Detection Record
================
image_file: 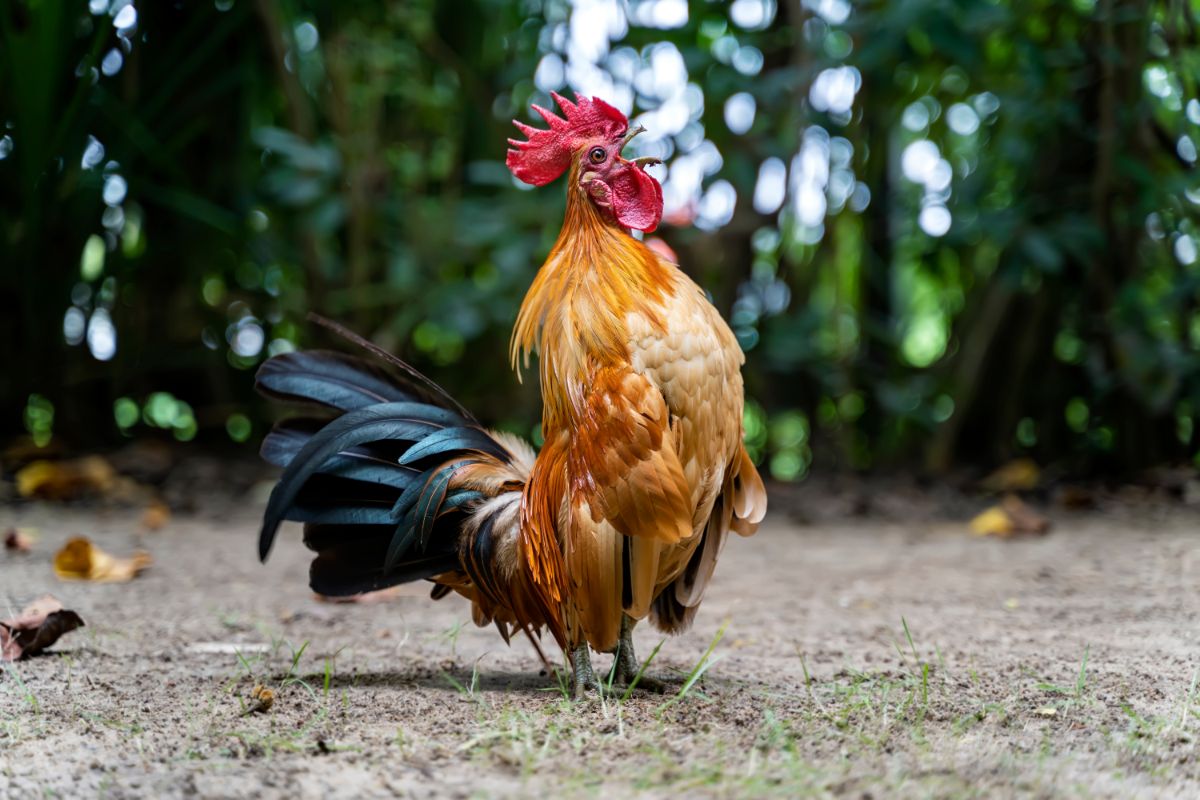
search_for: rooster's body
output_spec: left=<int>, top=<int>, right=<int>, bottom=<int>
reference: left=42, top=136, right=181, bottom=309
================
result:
left=257, top=93, right=765, bottom=695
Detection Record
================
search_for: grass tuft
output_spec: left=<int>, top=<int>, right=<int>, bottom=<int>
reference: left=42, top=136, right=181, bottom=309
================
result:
left=659, top=619, right=729, bottom=713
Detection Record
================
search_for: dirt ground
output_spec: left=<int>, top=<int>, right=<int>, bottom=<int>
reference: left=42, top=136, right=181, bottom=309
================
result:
left=3, top=497, right=1200, bottom=799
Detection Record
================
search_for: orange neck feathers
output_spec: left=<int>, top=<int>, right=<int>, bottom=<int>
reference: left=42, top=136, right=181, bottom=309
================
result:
left=510, top=161, right=675, bottom=423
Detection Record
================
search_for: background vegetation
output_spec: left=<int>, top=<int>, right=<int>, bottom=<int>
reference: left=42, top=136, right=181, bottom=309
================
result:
left=3, top=0, right=1199, bottom=481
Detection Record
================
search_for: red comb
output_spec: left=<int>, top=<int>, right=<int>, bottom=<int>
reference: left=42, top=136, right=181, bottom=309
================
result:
left=506, top=92, right=628, bottom=186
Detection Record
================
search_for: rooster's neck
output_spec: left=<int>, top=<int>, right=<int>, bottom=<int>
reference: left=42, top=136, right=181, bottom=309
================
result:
left=509, top=162, right=675, bottom=422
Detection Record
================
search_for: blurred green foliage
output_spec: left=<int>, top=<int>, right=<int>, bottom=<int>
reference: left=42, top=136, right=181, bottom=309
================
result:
left=2, top=0, right=1198, bottom=479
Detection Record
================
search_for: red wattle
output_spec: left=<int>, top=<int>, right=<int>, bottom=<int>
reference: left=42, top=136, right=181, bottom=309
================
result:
left=608, top=165, right=663, bottom=233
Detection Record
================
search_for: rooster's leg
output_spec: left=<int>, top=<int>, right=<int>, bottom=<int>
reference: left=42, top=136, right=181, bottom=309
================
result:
left=611, top=615, right=667, bottom=693
left=571, top=643, right=600, bottom=699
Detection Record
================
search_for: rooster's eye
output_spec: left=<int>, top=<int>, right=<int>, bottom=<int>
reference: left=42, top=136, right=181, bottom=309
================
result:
left=588, top=147, right=607, bottom=165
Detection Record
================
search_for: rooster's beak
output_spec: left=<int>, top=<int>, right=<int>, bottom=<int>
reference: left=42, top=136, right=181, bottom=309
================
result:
left=621, top=125, right=647, bottom=149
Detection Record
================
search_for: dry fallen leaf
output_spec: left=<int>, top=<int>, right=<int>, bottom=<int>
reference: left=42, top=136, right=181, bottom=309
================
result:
left=969, top=494, right=1051, bottom=538
left=969, top=506, right=1014, bottom=537
left=0, top=596, right=85, bottom=661
left=140, top=500, right=171, bottom=531
left=980, top=458, right=1041, bottom=493
left=15, top=456, right=117, bottom=500
left=246, top=684, right=275, bottom=714
left=4, top=528, right=34, bottom=553
left=1055, top=485, right=1096, bottom=510
left=1002, top=494, right=1051, bottom=533
left=54, top=536, right=152, bottom=582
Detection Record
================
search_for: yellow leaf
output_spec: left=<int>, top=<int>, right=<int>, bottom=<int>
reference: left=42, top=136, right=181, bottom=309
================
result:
left=15, top=461, right=59, bottom=498
left=141, top=501, right=171, bottom=531
left=53, top=537, right=151, bottom=583
left=16, top=457, right=116, bottom=500
left=969, top=495, right=1051, bottom=538
left=980, top=458, right=1041, bottom=492
left=969, top=506, right=1015, bottom=537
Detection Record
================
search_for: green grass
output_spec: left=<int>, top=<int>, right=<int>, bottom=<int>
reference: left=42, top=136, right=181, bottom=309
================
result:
left=621, top=637, right=665, bottom=703
left=210, top=637, right=367, bottom=759
left=1181, top=668, right=1199, bottom=731
left=438, top=619, right=469, bottom=658
left=658, top=619, right=729, bottom=713
left=441, top=655, right=488, bottom=707
left=2, top=661, right=41, bottom=714
left=796, top=647, right=814, bottom=696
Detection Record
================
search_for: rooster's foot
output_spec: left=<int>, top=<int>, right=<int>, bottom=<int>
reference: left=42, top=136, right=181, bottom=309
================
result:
left=571, top=644, right=601, bottom=699
left=609, top=615, right=668, bottom=694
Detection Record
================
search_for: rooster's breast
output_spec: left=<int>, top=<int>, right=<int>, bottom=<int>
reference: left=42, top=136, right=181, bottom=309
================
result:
left=625, top=275, right=745, bottom=523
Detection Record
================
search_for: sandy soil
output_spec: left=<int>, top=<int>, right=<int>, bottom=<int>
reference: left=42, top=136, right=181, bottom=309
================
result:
left=2, top=498, right=1200, bottom=799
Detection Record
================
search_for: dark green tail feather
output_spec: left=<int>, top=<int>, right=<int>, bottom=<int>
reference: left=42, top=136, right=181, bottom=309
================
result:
left=255, top=347, right=523, bottom=598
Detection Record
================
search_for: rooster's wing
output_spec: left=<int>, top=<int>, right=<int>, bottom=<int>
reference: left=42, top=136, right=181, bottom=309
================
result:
left=562, top=365, right=694, bottom=649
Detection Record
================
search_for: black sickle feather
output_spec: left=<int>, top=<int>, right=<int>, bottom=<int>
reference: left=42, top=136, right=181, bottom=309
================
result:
left=259, top=403, right=463, bottom=561
left=256, top=350, right=416, bottom=411
left=385, top=459, right=469, bottom=570
left=441, top=490, right=484, bottom=514
left=398, top=426, right=513, bottom=466
left=412, top=464, right=459, bottom=552
left=384, top=524, right=420, bottom=572
left=307, top=313, right=478, bottom=423
left=467, top=511, right=504, bottom=606
left=263, top=422, right=421, bottom=487
left=260, top=419, right=324, bottom=467
left=304, top=450, right=420, bottom=488
left=310, top=547, right=458, bottom=597
left=256, top=330, right=532, bottom=610
left=288, top=504, right=396, bottom=526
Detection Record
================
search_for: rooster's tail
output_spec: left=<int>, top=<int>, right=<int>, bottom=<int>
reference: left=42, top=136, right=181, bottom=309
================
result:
left=255, top=342, right=534, bottom=615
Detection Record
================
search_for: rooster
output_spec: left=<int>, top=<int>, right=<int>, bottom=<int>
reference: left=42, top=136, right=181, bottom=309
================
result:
left=256, top=93, right=766, bottom=696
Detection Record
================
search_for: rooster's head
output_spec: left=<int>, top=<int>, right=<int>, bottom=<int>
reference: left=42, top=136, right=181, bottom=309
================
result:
left=506, top=92, right=663, bottom=233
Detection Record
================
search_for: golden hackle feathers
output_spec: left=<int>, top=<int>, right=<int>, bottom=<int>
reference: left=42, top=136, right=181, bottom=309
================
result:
left=509, top=162, right=673, bottom=400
